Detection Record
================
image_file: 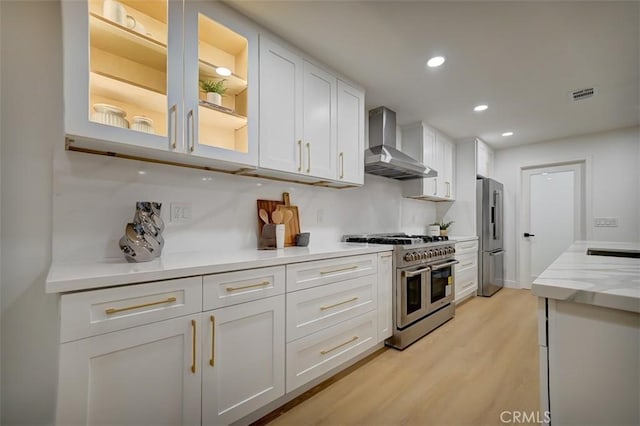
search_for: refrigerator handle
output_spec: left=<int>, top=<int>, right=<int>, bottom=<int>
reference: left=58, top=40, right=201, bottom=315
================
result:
left=493, top=190, right=502, bottom=241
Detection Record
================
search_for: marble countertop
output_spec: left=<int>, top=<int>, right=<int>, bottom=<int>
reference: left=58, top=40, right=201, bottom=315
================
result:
left=532, top=241, right=640, bottom=313
left=46, top=243, right=393, bottom=294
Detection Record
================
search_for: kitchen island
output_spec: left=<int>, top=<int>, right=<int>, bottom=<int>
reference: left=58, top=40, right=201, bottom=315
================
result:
left=532, top=241, right=640, bottom=426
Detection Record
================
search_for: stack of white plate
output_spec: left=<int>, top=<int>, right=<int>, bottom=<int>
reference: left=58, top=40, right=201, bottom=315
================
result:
left=91, top=103, right=129, bottom=128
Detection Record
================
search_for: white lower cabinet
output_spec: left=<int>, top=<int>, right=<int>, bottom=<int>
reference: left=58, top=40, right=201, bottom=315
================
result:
left=202, top=295, right=285, bottom=425
left=454, top=240, right=478, bottom=303
left=377, top=252, right=393, bottom=341
left=55, top=252, right=391, bottom=425
left=56, top=314, right=202, bottom=426
left=286, top=310, right=377, bottom=392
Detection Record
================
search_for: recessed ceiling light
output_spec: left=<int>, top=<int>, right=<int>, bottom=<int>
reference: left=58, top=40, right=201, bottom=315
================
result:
left=473, top=104, right=488, bottom=112
left=216, top=67, right=232, bottom=77
left=502, top=132, right=514, bottom=137
left=138, top=170, right=146, bottom=175
left=427, top=56, right=445, bottom=68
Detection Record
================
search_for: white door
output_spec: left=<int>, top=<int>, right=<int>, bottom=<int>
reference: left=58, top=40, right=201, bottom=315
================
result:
left=258, top=37, right=302, bottom=173
left=336, top=80, right=364, bottom=185
left=302, top=60, right=337, bottom=180
left=201, top=295, right=285, bottom=426
left=56, top=315, right=201, bottom=426
left=520, top=163, right=585, bottom=288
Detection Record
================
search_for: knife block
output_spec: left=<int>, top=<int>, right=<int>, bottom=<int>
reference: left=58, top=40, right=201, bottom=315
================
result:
left=258, top=224, right=277, bottom=250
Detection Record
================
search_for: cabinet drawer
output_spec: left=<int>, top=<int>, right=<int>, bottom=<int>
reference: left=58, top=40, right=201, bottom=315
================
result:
left=456, top=266, right=478, bottom=294
left=203, top=266, right=285, bottom=310
left=455, top=252, right=477, bottom=273
left=286, top=310, right=377, bottom=392
left=287, top=275, right=377, bottom=342
left=60, top=277, right=202, bottom=343
left=455, top=240, right=478, bottom=256
left=286, top=254, right=377, bottom=292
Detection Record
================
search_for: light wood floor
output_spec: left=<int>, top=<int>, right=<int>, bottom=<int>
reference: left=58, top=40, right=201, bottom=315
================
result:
left=266, top=288, right=539, bottom=426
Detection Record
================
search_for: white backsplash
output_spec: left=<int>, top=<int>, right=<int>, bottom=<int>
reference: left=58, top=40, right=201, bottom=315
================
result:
left=52, top=150, right=437, bottom=262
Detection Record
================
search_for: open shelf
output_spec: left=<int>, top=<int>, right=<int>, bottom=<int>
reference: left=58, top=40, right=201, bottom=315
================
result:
left=90, top=13, right=167, bottom=71
left=198, top=59, right=247, bottom=96
left=198, top=101, right=247, bottom=130
left=90, top=72, right=168, bottom=136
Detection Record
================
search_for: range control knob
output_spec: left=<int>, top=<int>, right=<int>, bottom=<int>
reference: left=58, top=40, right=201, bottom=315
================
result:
left=404, top=253, right=413, bottom=262
left=428, top=250, right=434, bottom=258
left=421, top=252, right=428, bottom=260
left=412, top=252, right=419, bottom=261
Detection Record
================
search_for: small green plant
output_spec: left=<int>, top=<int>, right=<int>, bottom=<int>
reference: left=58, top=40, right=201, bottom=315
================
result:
left=431, top=220, right=454, bottom=230
left=199, top=79, right=227, bottom=95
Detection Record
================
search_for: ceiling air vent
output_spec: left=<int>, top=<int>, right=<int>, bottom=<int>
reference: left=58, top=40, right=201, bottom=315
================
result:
left=570, top=87, right=596, bottom=102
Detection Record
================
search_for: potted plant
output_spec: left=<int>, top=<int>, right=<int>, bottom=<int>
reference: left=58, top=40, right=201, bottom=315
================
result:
left=199, top=79, right=226, bottom=106
left=430, top=220, right=454, bottom=237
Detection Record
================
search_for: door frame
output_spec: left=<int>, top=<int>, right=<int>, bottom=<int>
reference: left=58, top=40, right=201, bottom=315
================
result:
left=517, top=160, right=588, bottom=288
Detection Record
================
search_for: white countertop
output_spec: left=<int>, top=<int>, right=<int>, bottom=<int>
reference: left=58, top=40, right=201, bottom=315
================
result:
left=532, top=241, right=640, bottom=313
left=46, top=243, right=393, bottom=294
left=448, top=235, right=478, bottom=243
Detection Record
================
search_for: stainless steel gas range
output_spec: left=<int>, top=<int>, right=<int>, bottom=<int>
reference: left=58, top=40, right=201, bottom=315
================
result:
left=343, top=233, right=458, bottom=349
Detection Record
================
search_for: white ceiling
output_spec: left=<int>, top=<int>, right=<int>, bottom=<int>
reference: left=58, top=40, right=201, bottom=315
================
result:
left=226, top=0, right=640, bottom=149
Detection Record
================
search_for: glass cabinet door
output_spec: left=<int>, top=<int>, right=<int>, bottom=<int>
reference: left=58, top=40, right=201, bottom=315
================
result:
left=63, top=0, right=181, bottom=150
left=183, top=1, right=258, bottom=167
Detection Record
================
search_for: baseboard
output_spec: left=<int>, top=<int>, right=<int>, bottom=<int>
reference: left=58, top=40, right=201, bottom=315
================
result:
left=503, top=279, right=519, bottom=289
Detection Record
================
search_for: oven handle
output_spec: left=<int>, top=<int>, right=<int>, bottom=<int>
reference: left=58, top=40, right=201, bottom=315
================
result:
left=430, top=260, right=460, bottom=270
left=402, top=267, right=431, bottom=277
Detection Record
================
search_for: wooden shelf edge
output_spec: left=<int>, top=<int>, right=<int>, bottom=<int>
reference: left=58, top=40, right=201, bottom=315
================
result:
left=90, top=12, right=167, bottom=50
left=198, top=100, right=247, bottom=120
left=92, top=71, right=166, bottom=96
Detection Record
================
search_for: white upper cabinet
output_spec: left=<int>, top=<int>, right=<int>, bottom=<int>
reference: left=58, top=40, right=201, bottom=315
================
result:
left=476, top=138, right=494, bottom=178
left=259, top=36, right=363, bottom=187
left=302, top=60, right=337, bottom=180
left=401, top=122, right=456, bottom=201
left=63, top=0, right=258, bottom=169
left=336, top=80, right=365, bottom=185
left=183, top=0, right=258, bottom=167
left=258, top=36, right=302, bottom=174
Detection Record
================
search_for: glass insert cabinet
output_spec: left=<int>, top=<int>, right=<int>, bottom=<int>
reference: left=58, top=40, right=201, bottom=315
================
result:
left=63, top=0, right=258, bottom=168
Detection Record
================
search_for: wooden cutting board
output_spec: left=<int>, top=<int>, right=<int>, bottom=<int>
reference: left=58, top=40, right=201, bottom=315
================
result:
left=276, top=192, right=300, bottom=247
left=256, top=199, right=283, bottom=237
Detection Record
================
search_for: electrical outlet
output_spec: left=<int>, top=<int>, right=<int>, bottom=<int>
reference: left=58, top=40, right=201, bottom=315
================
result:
left=593, top=217, right=618, bottom=227
left=170, top=202, right=192, bottom=223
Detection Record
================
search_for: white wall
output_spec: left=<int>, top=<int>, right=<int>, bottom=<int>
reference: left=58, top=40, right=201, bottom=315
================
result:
left=0, top=2, right=437, bottom=424
left=52, top=152, right=437, bottom=262
left=1, top=2, right=61, bottom=424
left=493, top=126, right=640, bottom=287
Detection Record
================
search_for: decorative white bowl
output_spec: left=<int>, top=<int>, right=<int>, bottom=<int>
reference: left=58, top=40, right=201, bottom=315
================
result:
left=91, top=103, right=129, bottom=129
left=131, top=115, right=154, bottom=134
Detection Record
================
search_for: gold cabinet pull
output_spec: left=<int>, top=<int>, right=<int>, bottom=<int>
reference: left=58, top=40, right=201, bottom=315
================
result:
left=298, top=140, right=303, bottom=172
left=433, top=178, right=437, bottom=196
left=168, top=104, right=178, bottom=149
left=339, top=152, right=344, bottom=179
left=225, top=281, right=269, bottom=292
left=187, top=109, right=195, bottom=152
left=461, top=262, right=473, bottom=267
left=306, top=142, right=311, bottom=173
left=380, top=254, right=393, bottom=259
left=461, top=244, right=475, bottom=249
left=320, top=297, right=358, bottom=311
left=105, top=296, right=177, bottom=315
left=320, top=336, right=358, bottom=355
left=214, top=315, right=216, bottom=367
left=320, top=265, right=358, bottom=275
left=446, top=182, right=451, bottom=197
left=191, top=319, right=196, bottom=374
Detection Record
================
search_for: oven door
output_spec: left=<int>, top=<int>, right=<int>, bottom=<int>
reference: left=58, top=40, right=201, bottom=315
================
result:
left=428, top=260, right=459, bottom=313
left=396, top=265, right=431, bottom=329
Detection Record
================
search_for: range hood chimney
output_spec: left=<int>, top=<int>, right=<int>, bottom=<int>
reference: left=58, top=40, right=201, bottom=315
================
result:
left=364, top=107, right=437, bottom=180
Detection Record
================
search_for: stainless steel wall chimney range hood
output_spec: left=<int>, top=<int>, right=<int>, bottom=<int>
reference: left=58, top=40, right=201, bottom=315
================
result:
left=364, top=107, right=437, bottom=180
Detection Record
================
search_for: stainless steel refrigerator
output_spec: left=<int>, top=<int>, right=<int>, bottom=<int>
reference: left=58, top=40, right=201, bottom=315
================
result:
left=476, top=178, right=505, bottom=296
